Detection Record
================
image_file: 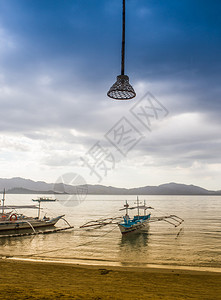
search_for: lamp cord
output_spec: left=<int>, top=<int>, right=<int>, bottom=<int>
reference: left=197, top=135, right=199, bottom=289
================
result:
left=121, top=0, right=125, bottom=75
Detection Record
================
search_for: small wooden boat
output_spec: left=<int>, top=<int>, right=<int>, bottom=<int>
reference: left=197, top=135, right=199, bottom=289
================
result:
left=32, top=197, right=56, bottom=202
left=80, top=196, right=184, bottom=235
left=118, top=198, right=152, bottom=234
left=0, top=190, right=63, bottom=232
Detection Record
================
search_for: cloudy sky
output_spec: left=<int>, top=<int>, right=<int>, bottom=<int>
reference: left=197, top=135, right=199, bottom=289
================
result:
left=0, top=0, right=221, bottom=190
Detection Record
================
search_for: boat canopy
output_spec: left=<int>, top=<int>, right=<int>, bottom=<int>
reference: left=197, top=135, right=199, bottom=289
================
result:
left=119, top=205, right=153, bottom=211
left=129, top=205, right=154, bottom=210
left=0, top=205, right=38, bottom=210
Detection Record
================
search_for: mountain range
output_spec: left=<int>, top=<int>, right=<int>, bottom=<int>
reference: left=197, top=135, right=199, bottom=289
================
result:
left=0, top=177, right=221, bottom=195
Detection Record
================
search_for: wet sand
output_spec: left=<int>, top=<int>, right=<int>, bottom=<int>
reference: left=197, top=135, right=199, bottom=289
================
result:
left=0, top=259, right=221, bottom=299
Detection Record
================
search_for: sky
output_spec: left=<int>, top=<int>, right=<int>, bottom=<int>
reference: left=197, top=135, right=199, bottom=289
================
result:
left=0, top=0, right=221, bottom=190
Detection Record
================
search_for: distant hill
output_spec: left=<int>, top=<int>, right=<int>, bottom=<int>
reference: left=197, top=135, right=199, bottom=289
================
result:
left=0, top=177, right=220, bottom=195
left=0, top=177, right=54, bottom=192
left=128, top=182, right=215, bottom=195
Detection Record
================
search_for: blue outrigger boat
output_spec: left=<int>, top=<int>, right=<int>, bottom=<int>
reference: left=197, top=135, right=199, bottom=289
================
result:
left=118, top=198, right=153, bottom=234
left=80, top=197, right=184, bottom=234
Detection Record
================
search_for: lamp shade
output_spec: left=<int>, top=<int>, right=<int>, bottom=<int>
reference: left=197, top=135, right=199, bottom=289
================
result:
left=107, top=75, right=136, bottom=100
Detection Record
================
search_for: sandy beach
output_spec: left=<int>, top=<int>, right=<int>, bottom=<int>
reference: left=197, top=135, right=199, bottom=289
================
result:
left=0, top=259, right=221, bottom=299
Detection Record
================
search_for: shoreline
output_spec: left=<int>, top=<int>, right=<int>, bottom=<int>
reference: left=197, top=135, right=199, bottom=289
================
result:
left=1, top=258, right=221, bottom=299
left=4, top=256, right=221, bottom=274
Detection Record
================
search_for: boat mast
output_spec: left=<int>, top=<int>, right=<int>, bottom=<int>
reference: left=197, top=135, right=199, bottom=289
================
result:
left=124, top=200, right=129, bottom=224
left=2, top=189, right=5, bottom=214
left=38, top=200, right=41, bottom=219
left=137, top=196, right=140, bottom=218
left=125, top=200, right=129, bottom=215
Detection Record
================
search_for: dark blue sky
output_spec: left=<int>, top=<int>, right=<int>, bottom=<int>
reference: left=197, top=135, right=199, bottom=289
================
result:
left=1, top=0, right=221, bottom=82
left=0, top=0, right=221, bottom=188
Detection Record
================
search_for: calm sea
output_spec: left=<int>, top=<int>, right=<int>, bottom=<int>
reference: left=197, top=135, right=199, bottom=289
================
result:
left=0, top=194, right=221, bottom=271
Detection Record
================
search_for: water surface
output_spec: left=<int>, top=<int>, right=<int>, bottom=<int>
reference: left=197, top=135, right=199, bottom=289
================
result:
left=0, top=194, right=221, bottom=270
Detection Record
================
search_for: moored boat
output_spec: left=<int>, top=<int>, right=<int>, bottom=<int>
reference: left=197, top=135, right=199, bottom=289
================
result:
left=80, top=196, right=184, bottom=234
left=0, top=189, right=64, bottom=232
left=32, top=197, right=56, bottom=202
left=118, top=198, right=152, bottom=234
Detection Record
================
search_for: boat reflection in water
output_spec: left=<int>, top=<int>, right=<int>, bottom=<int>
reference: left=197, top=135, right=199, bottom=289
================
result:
left=120, top=231, right=149, bottom=248
left=119, top=231, right=150, bottom=266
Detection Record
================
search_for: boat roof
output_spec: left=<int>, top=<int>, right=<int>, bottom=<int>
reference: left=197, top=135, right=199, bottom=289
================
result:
left=0, top=205, right=38, bottom=210
left=120, top=205, right=153, bottom=211
left=129, top=205, right=154, bottom=210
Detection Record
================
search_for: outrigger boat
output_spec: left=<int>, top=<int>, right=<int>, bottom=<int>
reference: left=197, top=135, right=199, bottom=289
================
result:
left=0, top=190, right=64, bottom=232
left=118, top=198, right=152, bottom=234
left=80, top=197, right=184, bottom=235
left=32, top=197, right=56, bottom=202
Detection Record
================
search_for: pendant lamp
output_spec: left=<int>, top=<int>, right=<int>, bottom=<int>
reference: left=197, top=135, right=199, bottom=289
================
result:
left=107, top=0, right=136, bottom=100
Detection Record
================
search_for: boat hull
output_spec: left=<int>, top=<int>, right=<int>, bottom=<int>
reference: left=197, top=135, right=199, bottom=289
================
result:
left=118, top=219, right=149, bottom=234
left=0, top=216, right=63, bottom=232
